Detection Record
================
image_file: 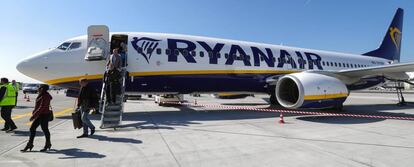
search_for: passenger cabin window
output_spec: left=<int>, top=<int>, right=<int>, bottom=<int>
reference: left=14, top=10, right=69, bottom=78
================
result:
left=57, top=42, right=71, bottom=51
left=199, top=51, right=204, bottom=57
left=182, top=50, right=189, bottom=56
left=156, top=48, right=162, bottom=55
left=68, top=42, right=81, bottom=50
left=174, top=49, right=180, bottom=56
left=208, top=51, right=213, bottom=57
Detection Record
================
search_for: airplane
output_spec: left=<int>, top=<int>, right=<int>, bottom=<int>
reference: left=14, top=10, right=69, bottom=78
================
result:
left=17, top=8, right=413, bottom=110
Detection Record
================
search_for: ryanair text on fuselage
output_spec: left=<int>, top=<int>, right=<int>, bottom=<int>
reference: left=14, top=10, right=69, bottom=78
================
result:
left=132, top=37, right=324, bottom=70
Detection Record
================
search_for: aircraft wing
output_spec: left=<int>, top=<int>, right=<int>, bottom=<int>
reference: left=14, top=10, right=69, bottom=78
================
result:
left=335, top=62, right=414, bottom=79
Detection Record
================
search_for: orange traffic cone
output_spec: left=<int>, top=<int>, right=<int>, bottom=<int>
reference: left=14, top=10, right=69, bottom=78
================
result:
left=278, top=113, right=285, bottom=124
left=26, top=95, right=30, bottom=102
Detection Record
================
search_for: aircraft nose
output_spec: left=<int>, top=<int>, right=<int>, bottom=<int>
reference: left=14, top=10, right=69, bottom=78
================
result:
left=16, top=59, right=33, bottom=77
left=16, top=50, right=50, bottom=81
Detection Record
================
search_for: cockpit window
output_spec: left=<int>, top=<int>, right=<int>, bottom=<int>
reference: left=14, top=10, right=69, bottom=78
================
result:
left=57, top=42, right=71, bottom=50
left=68, top=42, right=81, bottom=50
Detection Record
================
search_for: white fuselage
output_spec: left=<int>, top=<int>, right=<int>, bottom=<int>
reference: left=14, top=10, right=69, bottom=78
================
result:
left=17, top=32, right=389, bottom=93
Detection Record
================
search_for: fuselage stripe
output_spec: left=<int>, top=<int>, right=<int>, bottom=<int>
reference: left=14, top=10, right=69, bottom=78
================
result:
left=45, top=70, right=299, bottom=85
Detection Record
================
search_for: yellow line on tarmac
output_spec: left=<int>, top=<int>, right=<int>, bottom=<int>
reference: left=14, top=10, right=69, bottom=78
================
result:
left=0, top=112, right=33, bottom=124
left=25, top=108, right=73, bottom=126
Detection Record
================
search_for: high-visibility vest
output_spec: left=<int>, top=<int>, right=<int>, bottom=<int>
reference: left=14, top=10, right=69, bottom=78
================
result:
left=0, top=84, right=17, bottom=106
left=12, top=82, right=20, bottom=91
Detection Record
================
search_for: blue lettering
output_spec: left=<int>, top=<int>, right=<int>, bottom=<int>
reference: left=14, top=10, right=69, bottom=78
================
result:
left=167, top=38, right=197, bottom=63
left=251, top=47, right=274, bottom=67
left=225, top=45, right=251, bottom=66
left=304, top=52, right=323, bottom=70
left=277, top=50, right=297, bottom=69
left=197, top=41, right=224, bottom=64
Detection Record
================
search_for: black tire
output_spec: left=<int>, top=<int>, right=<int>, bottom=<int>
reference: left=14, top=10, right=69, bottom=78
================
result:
left=270, top=94, right=279, bottom=105
left=333, top=104, right=344, bottom=111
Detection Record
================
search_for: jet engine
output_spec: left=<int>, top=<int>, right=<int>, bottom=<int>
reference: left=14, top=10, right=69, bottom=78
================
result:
left=275, top=72, right=349, bottom=109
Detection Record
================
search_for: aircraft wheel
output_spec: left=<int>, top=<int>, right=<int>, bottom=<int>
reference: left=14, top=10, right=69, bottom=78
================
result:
left=270, top=94, right=279, bottom=105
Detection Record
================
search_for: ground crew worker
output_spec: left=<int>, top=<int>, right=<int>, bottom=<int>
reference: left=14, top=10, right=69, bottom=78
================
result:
left=0, top=78, right=17, bottom=132
left=11, top=80, right=20, bottom=107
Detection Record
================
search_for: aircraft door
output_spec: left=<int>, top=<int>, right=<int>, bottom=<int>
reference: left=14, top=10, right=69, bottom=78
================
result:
left=85, top=25, right=110, bottom=61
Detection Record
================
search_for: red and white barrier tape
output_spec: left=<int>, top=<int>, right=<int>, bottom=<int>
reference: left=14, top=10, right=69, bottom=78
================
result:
left=161, top=102, right=414, bottom=121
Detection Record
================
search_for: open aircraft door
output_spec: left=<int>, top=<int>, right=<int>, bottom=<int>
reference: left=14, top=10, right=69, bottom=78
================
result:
left=85, top=25, right=110, bottom=61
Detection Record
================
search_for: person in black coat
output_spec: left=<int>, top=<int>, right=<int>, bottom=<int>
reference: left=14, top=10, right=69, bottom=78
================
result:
left=76, top=79, right=97, bottom=138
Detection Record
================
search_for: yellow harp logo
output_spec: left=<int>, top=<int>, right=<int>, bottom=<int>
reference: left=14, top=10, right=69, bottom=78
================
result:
left=389, top=27, right=402, bottom=52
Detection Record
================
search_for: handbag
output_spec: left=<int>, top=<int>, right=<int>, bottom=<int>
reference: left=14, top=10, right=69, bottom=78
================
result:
left=48, top=105, right=54, bottom=122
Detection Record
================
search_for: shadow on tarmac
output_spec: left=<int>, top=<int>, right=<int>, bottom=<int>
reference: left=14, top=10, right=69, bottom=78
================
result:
left=57, top=101, right=414, bottom=129
left=296, top=116, right=384, bottom=124
left=14, top=106, right=34, bottom=109
left=45, top=148, right=106, bottom=159
left=88, top=134, right=142, bottom=144
left=12, top=130, right=44, bottom=137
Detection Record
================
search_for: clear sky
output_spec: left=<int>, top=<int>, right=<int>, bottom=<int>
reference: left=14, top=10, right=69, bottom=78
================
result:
left=1, top=0, right=413, bottom=83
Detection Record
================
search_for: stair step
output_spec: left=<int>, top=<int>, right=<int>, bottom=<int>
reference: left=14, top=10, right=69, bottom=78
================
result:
left=103, top=117, right=121, bottom=122
left=106, top=105, right=122, bottom=111
left=103, top=120, right=120, bottom=125
left=104, top=112, right=121, bottom=117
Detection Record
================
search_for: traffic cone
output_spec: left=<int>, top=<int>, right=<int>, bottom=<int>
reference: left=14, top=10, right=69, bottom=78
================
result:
left=278, top=113, right=285, bottom=124
left=26, top=95, right=30, bottom=102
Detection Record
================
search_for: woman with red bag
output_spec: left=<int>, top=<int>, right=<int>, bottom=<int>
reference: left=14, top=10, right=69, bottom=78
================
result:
left=21, top=84, right=53, bottom=152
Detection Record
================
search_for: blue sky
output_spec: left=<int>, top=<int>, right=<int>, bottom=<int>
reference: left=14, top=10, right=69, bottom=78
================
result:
left=1, top=0, right=413, bottom=83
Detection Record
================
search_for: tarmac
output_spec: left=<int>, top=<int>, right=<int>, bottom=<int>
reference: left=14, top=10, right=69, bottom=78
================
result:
left=0, top=90, right=414, bottom=167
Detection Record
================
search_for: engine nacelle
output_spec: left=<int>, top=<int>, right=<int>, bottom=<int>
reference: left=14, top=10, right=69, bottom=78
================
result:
left=275, top=73, right=349, bottom=109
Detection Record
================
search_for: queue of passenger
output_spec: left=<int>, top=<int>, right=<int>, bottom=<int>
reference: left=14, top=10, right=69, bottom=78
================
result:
left=1, top=48, right=123, bottom=152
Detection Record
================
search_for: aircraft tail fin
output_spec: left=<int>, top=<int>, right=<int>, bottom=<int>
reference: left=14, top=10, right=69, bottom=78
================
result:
left=363, top=8, right=403, bottom=62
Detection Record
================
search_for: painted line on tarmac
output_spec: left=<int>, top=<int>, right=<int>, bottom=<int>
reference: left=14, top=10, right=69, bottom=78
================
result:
left=25, top=108, right=73, bottom=126
left=0, top=112, right=32, bottom=124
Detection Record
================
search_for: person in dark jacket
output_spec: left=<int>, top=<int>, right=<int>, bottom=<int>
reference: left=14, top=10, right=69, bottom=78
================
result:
left=106, top=48, right=122, bottom=104
left=76, top=78, right=96, bottom=138
left=0, top=78, right=17, bottom=132
left=21, top=84, right=53, bottom=152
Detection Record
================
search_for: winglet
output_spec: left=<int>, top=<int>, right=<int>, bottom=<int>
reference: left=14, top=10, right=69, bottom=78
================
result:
left=363, top=8, right=403, bottom=62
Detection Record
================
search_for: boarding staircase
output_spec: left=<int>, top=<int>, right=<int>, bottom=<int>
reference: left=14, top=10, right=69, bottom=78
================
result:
left=99, top=55, right=128, bottom=129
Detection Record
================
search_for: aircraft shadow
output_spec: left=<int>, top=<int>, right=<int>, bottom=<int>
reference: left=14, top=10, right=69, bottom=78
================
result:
left=56, top=102, right=414, bottom=128
left=221, top=103, right=269, bottom=106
